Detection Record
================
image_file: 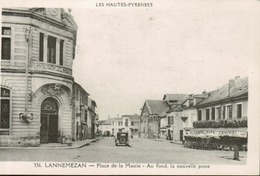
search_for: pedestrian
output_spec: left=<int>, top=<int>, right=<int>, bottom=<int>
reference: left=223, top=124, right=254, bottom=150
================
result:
left=234, top=145, right=240, bottom=161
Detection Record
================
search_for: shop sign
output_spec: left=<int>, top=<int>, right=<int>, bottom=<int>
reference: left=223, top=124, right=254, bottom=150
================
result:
left=187, top=129, right=247, bottom=138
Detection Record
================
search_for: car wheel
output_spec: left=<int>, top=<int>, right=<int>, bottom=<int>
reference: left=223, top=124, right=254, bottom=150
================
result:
left=119, top=137, right=126, bottom=144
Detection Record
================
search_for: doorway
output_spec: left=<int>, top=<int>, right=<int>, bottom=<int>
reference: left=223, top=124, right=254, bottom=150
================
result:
left=40, top=97, right=59, bottom=143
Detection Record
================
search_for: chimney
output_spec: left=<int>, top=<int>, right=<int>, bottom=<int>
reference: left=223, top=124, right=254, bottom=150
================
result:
left=194, top=98, right=197, bottom=105
left=228, top=79, right=235, bottom=97
left=235, top=76, right=240, bottom=80
left=229, top=79, right=235, bottom=88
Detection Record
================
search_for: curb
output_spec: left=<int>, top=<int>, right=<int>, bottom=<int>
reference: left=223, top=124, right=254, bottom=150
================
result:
left=0, top=138, right=100, bottom=150
left=170, top=141, right=183, bottom=145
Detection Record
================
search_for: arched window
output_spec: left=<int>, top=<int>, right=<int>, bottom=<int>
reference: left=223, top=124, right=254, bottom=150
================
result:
left=0, top=87, right=11, bottom=135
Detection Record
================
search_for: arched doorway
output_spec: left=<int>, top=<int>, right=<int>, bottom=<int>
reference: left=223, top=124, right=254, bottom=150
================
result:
left=40, top=97, right=59, bottom=143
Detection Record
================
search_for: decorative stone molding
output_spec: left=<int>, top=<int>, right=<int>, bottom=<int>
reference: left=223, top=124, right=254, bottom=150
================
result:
left=31, top=62, right=72, bottom=75
left=43, top=34, right=49, bottom=39
left=41, top=84, right=63, bottom=97
left=32, top=19, right=74, bottom=38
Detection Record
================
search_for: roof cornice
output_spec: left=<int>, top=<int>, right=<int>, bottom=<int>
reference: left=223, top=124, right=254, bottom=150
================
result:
left=2, top=8, right=77, bottom=32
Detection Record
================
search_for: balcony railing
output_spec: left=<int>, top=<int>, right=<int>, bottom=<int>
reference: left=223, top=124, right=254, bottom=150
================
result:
left=193, top=118, right=247, bottom=128
left=31, top=62, right=72, bottom=75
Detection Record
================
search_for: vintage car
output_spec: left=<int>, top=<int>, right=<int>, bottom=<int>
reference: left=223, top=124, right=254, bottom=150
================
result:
left=115, top=132, right=129, bottom=146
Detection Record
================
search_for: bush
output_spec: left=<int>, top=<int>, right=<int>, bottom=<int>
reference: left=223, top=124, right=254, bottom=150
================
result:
left=193, top=119, right=247, bottom=128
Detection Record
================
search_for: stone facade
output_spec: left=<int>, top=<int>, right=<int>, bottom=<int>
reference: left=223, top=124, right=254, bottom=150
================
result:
left=72, top=83, right=93, bottom=141
left=1, top=8, right=77, bottom=146
left=140, top=100, right=168, bottom=138
left=88, top=97, right=98, bottom=139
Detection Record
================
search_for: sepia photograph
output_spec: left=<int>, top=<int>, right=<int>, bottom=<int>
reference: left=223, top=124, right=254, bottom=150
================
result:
left=0, top=0, right=259, bottom=175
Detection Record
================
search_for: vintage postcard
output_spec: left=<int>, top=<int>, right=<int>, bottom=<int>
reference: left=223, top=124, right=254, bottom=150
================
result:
left=0, top=0, right=259, bottom=175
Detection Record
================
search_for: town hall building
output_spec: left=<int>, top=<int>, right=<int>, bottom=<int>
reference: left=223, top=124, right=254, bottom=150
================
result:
left=1, top=8, right=78, bottom=146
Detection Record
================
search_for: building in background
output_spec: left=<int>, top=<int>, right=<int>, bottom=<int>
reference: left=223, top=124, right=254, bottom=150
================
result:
left=184, top=76, right=248, bottom=150
left=72, top=82, right=92, bottom=141
left=122, top=114, right=140, bottom=137
left=97, top=120, right=105, bottom=136
left=109, top=114, right=140, bottom=137
left=161, top=94, right=189, bottom=142
left=98, top=118, right=113, bottom=137
left=111, top=117, right=124, bottom=136
left=181, top=93, right=208, bottom=139
left=139, top=100, right=168, bottom=138
left=88, top=97, right=98, bottom=139
left=1, top=8, right=77, bottom=146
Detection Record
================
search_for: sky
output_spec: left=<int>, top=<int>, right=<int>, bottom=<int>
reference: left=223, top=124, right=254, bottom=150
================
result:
left=70, top=0, right=259, bottom=120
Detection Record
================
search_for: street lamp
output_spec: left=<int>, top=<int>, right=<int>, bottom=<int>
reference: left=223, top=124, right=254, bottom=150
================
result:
left=19, top=26, right=34, bottom=124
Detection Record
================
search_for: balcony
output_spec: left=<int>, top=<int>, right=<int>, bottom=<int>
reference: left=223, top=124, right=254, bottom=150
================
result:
left=31, top=62, right=72, bottom=76
left=193, top=118, right=247, bottom=128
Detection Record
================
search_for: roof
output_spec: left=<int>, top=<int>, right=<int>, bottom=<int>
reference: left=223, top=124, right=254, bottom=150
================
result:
left=97, top=120, right=105, bottom=125
left=145, top=100, right=169, bottom=116
left=102, top=118, right=115, bottom=125
left=122, top=114, right=140, bottom=120
left=197, top=77, right=248, bottom=106
left=74, top=82, right=90, bottom=96
left=181, top=93, right=209, bottom=108
left=163, top=94, right=189, bottom=104
left=91, top=100, right=97, bottom=107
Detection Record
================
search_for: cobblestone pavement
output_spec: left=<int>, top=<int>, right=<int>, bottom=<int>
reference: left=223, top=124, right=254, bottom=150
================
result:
left=0, top=137, right=246, bottom=164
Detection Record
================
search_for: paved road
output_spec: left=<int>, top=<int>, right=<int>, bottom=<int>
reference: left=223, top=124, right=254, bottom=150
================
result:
left=0, top=137, right=246, bottom=164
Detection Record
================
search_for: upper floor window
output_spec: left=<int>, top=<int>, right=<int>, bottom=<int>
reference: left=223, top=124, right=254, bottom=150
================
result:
left=48, top=36, right=56, bottom=64
left=125, top=119, right=129, bottom=127
left=198, top=110, right=202, bottom=121
left=237, top=103, right=242, bottom=118
left=211, top=107, right=215, bottom=120
left=168, top=116, right=173, bottom=125
left=131, top=122, right=134, bottom=126
left=39, top=33, right=44, bottom=62
left=39, top=33, right=64, bottom=65
left=60, top=40, right=64, bottom=66
left=216, top=107, right=221, bottom=119
left=223, top=106, right=226, bottom=119
left=227, top=105, right=233, bottom=119
left=1, top=87, right=11, bottom=134
left=206, top=109, right=210, bottom=120
left=1, top=27, right=11, bottom=60
left=84, top=110, right=88, bottom=122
